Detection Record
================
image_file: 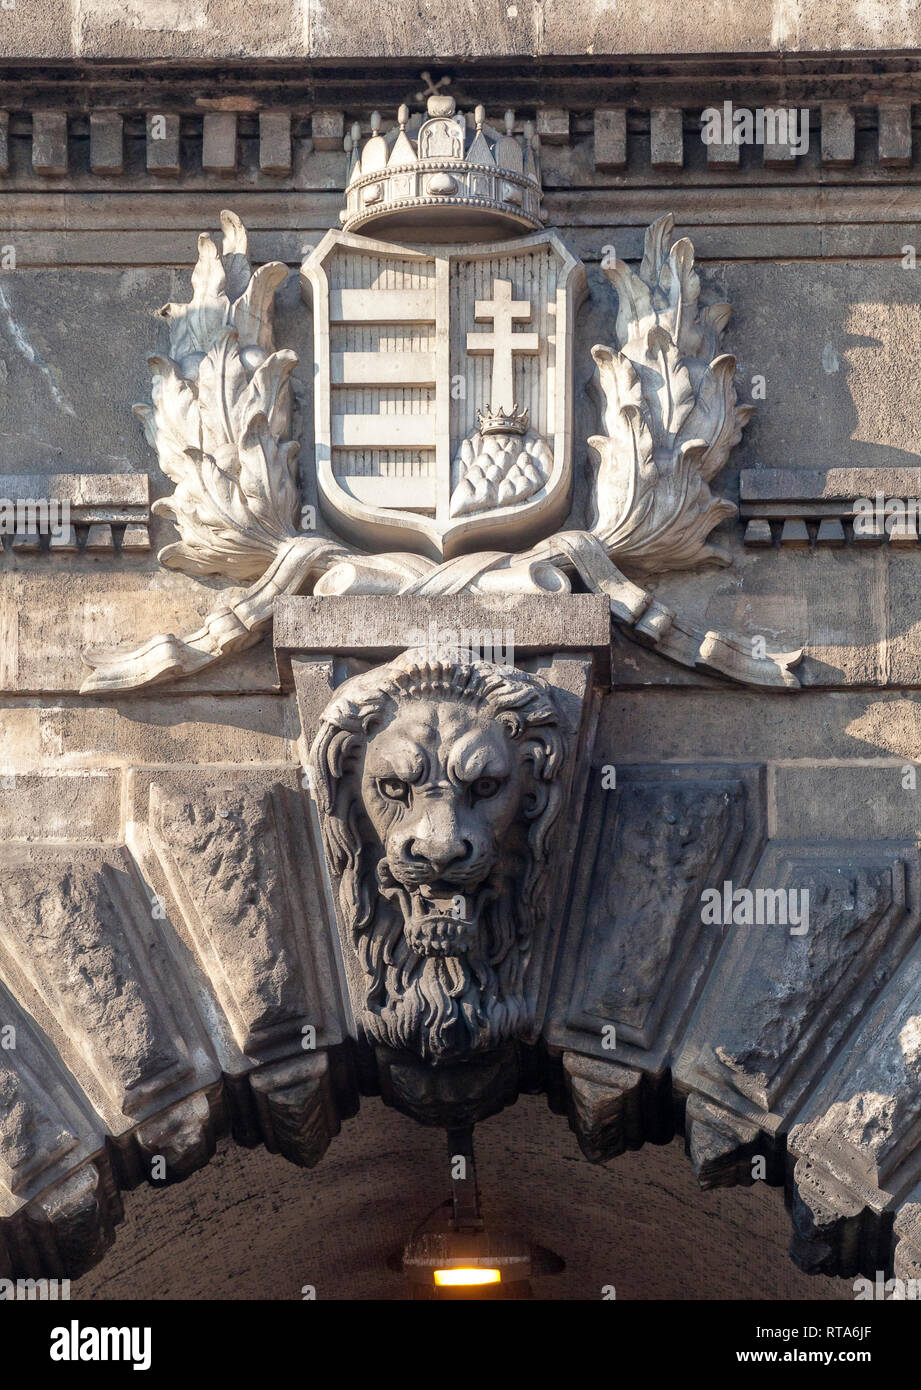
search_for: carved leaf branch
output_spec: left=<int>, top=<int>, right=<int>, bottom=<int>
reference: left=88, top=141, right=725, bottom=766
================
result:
left=590, top=214, right=753, bottom=577
left=135, top=210, right=301, bottom=582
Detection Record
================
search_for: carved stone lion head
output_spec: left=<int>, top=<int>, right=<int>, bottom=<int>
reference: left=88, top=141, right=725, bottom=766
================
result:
left=309, top=650, right=566, bottom=1063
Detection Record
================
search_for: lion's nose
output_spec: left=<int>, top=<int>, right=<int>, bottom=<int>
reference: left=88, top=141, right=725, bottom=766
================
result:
left=409, top=834, right=470, bottom=876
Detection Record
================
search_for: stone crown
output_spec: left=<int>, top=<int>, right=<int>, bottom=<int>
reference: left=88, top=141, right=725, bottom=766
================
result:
left=339, top=95, right=543, bottom=239
left=477, top=403, right=530, bottom=436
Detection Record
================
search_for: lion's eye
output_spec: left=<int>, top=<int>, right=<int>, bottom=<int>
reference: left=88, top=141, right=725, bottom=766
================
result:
left=471, top=776, right=501, bottom=800
left=378, top=777, right=410, bottom=802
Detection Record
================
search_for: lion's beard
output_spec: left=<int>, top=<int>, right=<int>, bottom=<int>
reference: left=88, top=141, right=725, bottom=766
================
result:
left=355, top=865, right=533, bottom=1063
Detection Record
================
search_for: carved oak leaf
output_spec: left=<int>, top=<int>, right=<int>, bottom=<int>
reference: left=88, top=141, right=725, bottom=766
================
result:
left=135, top=212, right=301, bottom=583
left=155, top=210, right=288, bottom=368
left=592, top=214, right=752, bottom=577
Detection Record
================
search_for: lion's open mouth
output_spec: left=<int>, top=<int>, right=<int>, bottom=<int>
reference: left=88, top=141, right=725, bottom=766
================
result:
left=378, top=860, right=499, bottom=959
left=401, top=880, right=480, bottom=957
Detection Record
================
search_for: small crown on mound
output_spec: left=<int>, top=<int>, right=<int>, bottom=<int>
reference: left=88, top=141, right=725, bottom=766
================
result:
left=339, top=96, right=543, bottom=240
left=476, top=403, right=529, bottom=436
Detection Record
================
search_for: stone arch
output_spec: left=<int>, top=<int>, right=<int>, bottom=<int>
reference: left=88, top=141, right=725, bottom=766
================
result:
left=2, top=734, right=921, bottom=1289
left=66, top=1093, right=852, bottom=1301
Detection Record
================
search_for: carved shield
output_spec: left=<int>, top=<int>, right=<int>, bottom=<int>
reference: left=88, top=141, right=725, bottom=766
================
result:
left=302, top=228, right=587, bottom=561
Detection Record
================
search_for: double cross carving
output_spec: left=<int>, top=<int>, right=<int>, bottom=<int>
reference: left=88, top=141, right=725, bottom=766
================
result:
left=466, top=278, right=539, bottom=413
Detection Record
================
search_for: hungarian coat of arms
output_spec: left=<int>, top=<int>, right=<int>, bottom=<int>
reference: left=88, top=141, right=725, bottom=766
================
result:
left=81, top=94, right=800, bottom=693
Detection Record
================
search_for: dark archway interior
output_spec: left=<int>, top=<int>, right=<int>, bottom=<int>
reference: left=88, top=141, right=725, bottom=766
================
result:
left=73, top=1096, right=850, bottom=1301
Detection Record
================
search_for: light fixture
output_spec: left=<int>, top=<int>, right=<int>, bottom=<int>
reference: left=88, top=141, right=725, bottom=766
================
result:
left=398, top=1125, right=548, bottom=1299
left=404, top=1228, right=532, bottom=1295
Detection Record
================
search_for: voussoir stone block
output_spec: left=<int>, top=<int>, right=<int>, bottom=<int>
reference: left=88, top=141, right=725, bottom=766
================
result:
left=0, top=845, right=218, bottom=1125
left=145, top=771, right=344, bottom=1061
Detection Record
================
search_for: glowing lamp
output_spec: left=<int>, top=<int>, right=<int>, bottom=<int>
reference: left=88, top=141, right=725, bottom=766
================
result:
left=433, top=1267, right=502, bottom=1287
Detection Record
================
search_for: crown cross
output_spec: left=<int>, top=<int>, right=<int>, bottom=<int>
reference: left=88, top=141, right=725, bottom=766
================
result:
left=467, top=279, right=538, bottom=432
left=415, top=70, right=452, bottom=103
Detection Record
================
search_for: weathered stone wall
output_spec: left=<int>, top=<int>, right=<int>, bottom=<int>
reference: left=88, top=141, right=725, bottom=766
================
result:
left=3, top=0, right=921, bottom=61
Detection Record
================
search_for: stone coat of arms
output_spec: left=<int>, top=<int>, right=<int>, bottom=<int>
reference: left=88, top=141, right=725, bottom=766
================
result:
left=303, top=227, right=585, bottom=562
left=80, top=93, right=800, bottom=694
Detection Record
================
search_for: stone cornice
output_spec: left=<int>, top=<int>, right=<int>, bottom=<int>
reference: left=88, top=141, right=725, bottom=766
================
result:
left=2, top=100, right=921, bottom=201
